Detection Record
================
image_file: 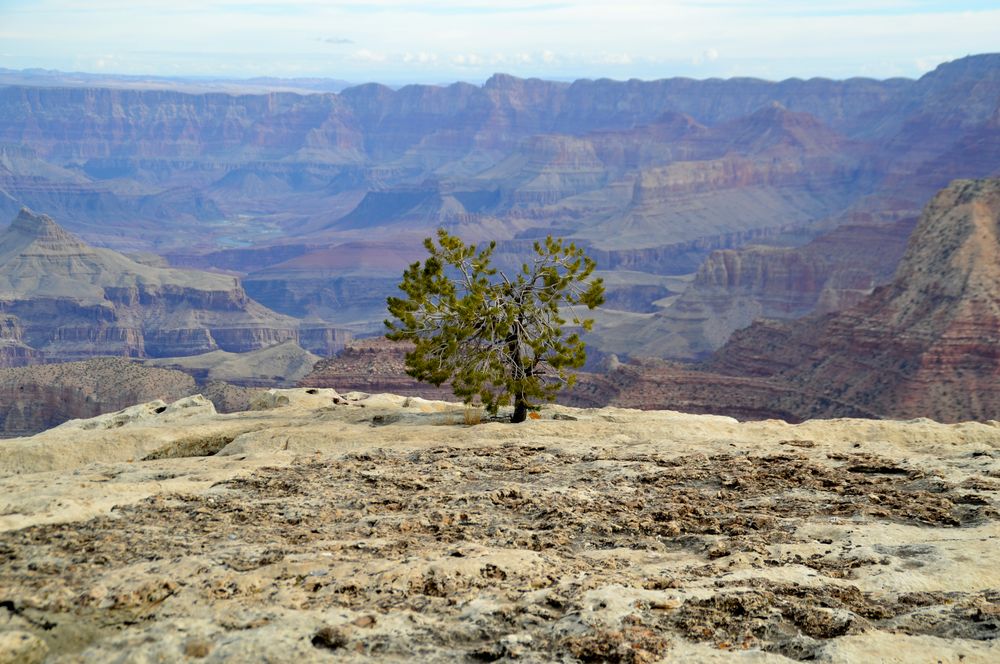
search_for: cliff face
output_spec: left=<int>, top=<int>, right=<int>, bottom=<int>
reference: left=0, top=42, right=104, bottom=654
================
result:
left=1, top=56, right=992, bottom=256
left=298, top=338, right=454, bottom=401
left=306, top=179, right=997, bottom=423
left=293, top=180, right=1000, bottom=423
left=0, top=358, right=196, bottom=436
left=0, top=208, right=350, bottom=363
left=0, top=314, right=42, bottom=367
left=0, top=55, right=997, bottom=359
left=242, top=241, right=431, bottom=325
left=630, top=218, right=917, bottom=359
left=703, top=178, right=1000, bottom=422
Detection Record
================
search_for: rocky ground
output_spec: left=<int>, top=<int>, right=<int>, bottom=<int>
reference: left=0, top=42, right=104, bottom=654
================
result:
left=1, top=389, right=999, bottom=662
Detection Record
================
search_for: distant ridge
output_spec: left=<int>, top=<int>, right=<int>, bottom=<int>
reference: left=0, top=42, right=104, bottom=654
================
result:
left=0, top=208, right=349, bottom=364
left=0, top=67, right=353, bottom=94
left=0, top=54, right=996, bottom=358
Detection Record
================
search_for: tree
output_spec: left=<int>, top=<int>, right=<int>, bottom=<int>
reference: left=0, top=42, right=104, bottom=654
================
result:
left=385, top=229, right=604, bottom=423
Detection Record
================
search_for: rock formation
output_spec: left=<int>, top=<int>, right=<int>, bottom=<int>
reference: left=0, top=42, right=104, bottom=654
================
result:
left=0, top=388, right=998, bottom=662
left=0, top=55, right=997, bottom=358
left=242, top=241, right=430, bottom=326
left=299, top=179, right=1000, bottom=425
left=144, top=340, right=321, bottom=387
left=705, top=178, right=1000, bottom=422
left=0, top=357, right=196, bottom=437
left=0, top=314, right=42, bottom=367
left=613, top=218, right=918, bottom=359
left=299, top=337, right=454, bottom=401
left=590, top=178, right=1000, bottom=423
left=0, top=208, right=350, bottom=362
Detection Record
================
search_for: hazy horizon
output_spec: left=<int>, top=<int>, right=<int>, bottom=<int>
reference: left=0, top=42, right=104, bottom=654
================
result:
left=2, top=1, right=999, bottom=86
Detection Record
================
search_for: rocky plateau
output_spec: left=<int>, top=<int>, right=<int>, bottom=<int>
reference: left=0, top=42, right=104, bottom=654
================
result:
left=0, top=388, right=998, bottom=663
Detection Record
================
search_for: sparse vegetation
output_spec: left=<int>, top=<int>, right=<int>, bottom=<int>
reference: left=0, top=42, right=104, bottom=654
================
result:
left=386, top=229, right=604, bottom=423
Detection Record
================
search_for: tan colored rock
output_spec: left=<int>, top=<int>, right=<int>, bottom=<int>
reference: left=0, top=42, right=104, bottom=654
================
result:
left=145, top=340, right=322, bottom=387
left=0, top=631, right=48, bottom=664
left=248, top=387, right=341, bottom=411
left=0, top=208, right=349, bottom=363
left=0, top=389, right=998, bottom=661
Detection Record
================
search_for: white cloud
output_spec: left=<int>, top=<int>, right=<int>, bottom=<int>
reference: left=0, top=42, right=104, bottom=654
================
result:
left=915, top=54, right=955, bottom=72
left=1, top=1, right=998, bottom=82
left=450, top=53, right=485, bottom=67
left=691, top=48, right=720, bottom=66
left=403, top=51, right=439, bottom=64
left=595, top=52, right=633, bottom=65
left=351, top=49, right=388, bottom=64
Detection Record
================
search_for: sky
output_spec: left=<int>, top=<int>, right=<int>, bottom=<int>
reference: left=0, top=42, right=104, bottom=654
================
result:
left=1, top=0, right=998, bottom=85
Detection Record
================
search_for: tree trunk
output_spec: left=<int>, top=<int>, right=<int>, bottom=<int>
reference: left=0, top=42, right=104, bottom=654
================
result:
left=506, top=326, right=530, bottom=423
left=512, top=393, right=529, bottom=423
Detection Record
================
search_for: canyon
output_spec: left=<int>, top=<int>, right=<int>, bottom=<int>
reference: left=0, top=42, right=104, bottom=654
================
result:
left=0, top=57, right=996, bottom=429
left=0, top=57, right=998, bottom=664
left=1, top=55, right=998, bottom=352
left=702, top=178, right=1000, bottom=422
left=303, top=178, right=1000, bottom=425
left=579, top=178, right=1000, bottom=423
left=0, top=208, right=349, bottom=365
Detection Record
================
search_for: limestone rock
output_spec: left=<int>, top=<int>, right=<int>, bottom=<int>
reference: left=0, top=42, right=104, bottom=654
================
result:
left=0, top=631, right=48, bottom=664
left=0, top=388, right=998, bottom=661
left=144, top=340, right=322, bottom=387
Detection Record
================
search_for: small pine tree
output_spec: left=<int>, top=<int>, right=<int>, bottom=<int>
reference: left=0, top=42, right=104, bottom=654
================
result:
left=386, top=229, right=604, bottom=423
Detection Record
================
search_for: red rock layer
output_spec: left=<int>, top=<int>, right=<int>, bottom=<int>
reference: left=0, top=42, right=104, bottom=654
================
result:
left=0, top=358, right=196, bottom=437
left=704, top=178, right=1000, bottom=422
left=298, top=338, right=454, bottom=401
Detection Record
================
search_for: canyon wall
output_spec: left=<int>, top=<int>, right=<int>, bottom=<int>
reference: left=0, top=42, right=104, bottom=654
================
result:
left=0, top=358, right=196, bottom=436
left=0, top=55, right=997, bottom=361
left=299, top=178, right=1000, bottom=425
left=699, top=178, right=1000, bottom=422
left=0, top=208, right=350, bottom=363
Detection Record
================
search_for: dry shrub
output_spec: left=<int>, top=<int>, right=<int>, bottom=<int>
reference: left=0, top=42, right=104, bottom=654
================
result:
left=463, top=406, right=483, bottom=426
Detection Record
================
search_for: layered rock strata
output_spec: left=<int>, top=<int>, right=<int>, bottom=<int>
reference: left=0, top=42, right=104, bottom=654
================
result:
left=0, top=56, right=997, bottom=358
left=299, top=338, right=454, bottom=401
left=0, top=208, right=350, bottom=363
left=623, top=218, right=917, bottom=359
left=298, top=179, right=1000, bottom=424
left=705, top=178, right=1000, bottom=422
